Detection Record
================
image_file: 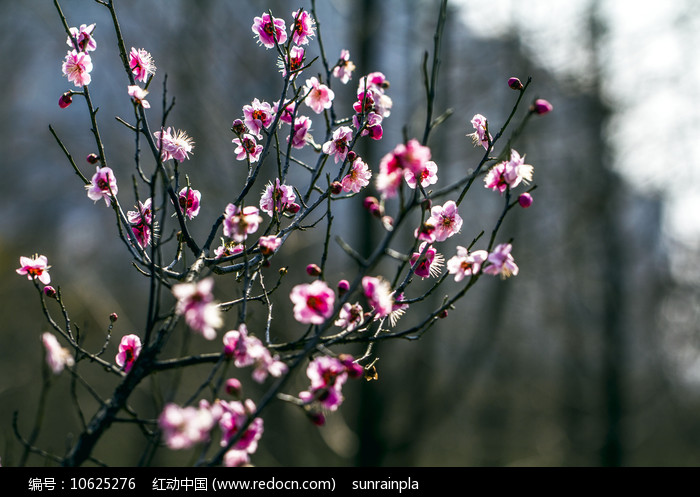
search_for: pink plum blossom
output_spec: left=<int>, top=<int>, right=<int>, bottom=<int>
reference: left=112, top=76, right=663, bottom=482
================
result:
left=218, top=399, right=264, bottom=457
left=258, top=235, right=282, bottom=256
left=290, top=280, right=335, bottom=325
left=322, top=126, right=353, bottom=164
left=66, top=23, right=96, bottom=52
left=275, top=100, right=297, bottom=124
left=223, top=204, right=262, bottom=242
left=252, top=13, right=287, bottom=48
left=357, top=72, right=392, bottom=117
left=115, top=334, right=142, bottom=373
left=17, top=255, right=51, bottom=285
left=42, top=332, right=74, bottom=375
left=222, top=324, right=288, bottom=383
left=426, top=200, right=462, bottom=242
left=446, top=246, right=488, bottom=282
left=129, top=47, right=156, bottom=83
left=362, top=276, right=394, bottom=319
left=172, top=278, right=223, bottom=340
left=410, top=242, right=443, bottom=279
left=178, top=187, right=201, bottom=219
left=341, top=157, right=372, bottom=193
left=127, top=198, right=153, bottom=247
left=243, top=98, right=274, bottom=137
left=86, top=166, right=118, bottom=206
left=232, top=134, right=263, bottom=162
left=289, top=115, right=312, bottom=149
left=62, top=50, right=93, bottom=87
left=290, top=10, right=315, bottom=45
left=158, top=403, right=215, bottom=450
left=376, top=140, right=431, bottom=197
left=484, top=243, right=519, bottom=278
left=299, top=355, right=360, bottom=411
left=468, top=114, right=492, bottom=149
left=224, top=449, right=251, bottom=467
left=259, top=179, right=296, bottom=217
left=353, top=112, right=383, bottom=140
left=214, top=240, right=244, bottom=259
left=154, top=127, right=194, bottom=162
left=484, top=149, right=533, bottom=194
left=303, top=77, right=334, bottom=114
left=127, top=85, right=150, bottom=109
left=404, top=160, right=438, bottom=189
left=334, top=303, right=364, bottom=332
left=332, top=49, right=355, bottom=84
left=281, top=45, right=305, bottom=79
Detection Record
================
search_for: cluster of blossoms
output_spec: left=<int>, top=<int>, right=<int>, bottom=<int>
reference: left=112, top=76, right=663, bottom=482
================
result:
left=484, top=149, right=533, bottom=194
left=222, top=324, right=287, bottom=383
left=299, top=354, right=363, bottom=418
left=62, top=24, right=95, bottom=87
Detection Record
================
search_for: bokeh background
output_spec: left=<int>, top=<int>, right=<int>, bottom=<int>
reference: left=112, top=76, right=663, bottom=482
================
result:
left=1, top=0, right=699, bottom=466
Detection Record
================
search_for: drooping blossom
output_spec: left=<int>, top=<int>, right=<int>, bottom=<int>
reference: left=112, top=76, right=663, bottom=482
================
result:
left=222, top=324, right=288, bottom=383
left=484, top=149, right=533, bottom=194
left=42, top=333, right=74, bottom=375
left=446, top=246, right=488, bottom=282
left=218, top=399, right=264, bottom=463
left=177, top=187, right=201, bottom=219
left=290, top=9, right=315, bottom=45
left=290, top=280, right=335, bottom=325
left=468, top=114, right=491, bottom=149
left=62, top=50, right=93, bottom=87
left=172, top=278, right=223, bottom=340
left=66, top=23, right=96, bottom=52
left=289, top=115, right=312, bottom=149
left=127, top=85, right=150, bottom=109
left=332, top=49, right=355, bottom=84
left=115, top=334, right=142, bottom=373
left=258, top=235, right=282, bottom=256
left=154, top=127, right=194, bottom=162
left=303, top=77, right=334, bottom=114
left=334, top=303, right=364, bottom=332
left=426, top=200, right=462, bottom=242
left=127, top=198, right=153, bottom=247
left=376, top=140, right=431, bottom=198
left=362, top=276, right=394, bottom=319
left=410, top=242, right=444, bottom=279
left=17, top=255, right=51, bottom=285
left=404, top=160, right=438, bottom=189
left=352, top=111, right=383, bottom=140
left=281, top=45, right=305, bottom=79
left=86, top=166, right=118, bottom=206
left=484, top=243, right=519, bottom=278
left=322, top=126, right=353, bottom=164
left=251, top=13, right=287, bottom=48
left=129, top=47, right=156, bottom=83
left=232, top=134, right=263, bottom=162
left=223, top=204, right=262, bottom=242
left=341, top=157, right=372, bottom=193
left=299, top=355, right=361, bottom=412
left=243, top=98, right=274, bottom=137
left=259, top=179, right=296, bottom=217
left=158, top=403, right=215, bottom=450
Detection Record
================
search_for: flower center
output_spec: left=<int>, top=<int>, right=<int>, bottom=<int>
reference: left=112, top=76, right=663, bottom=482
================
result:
left=97, top=178, right=109, bottom=191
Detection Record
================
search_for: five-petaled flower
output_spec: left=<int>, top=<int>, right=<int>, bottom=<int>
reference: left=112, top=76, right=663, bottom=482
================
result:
left=252, top=13, right=287, bottom=48
left=67, top=23, right=97, bottom=52
left=484, top=243, right=519, bottom=278
left=127, top=198, right=153, bottom=247
left=290, top=280, right=335, bottom=325
left=129, top=47, right=156, bottom=83
left=62, top=50, right=93, bottom=87
left=303, top=77, right=334, bottom=114
left=232, top=134, right=263, bottom=162
left=446, top=246, right=488, bottom=282
left=86, top=166, right=118, bottom=206
left=154, top=127, right=194, bottom=162
left=116, top=334, right=142, bottom=373
left=410, top=242, right=444, bottom=279
left=426, top=200, right=463, bottom=242
left=299, top=355, right=362, bottom=412
left=223, top=204, right=262, bottom=242
left=259, top=179, right=296, bottom=217
left=217, top=399, right=264, bottom=467
left=17, top=254, right=51, bottom=285
left=289, top=115, right=312, bottom=149
left=290, top=10, right=315, bottom=45
left=341, top=157, right=372, bottom=193
left=484, top=149, right=533, bottom=194
left=178, top=187, right=201, bottom=220
left=172, top=278, right=223, bottom=340
left=243, top=98, right=274, bottom=138
left=322, top=126, right=353, bottom=164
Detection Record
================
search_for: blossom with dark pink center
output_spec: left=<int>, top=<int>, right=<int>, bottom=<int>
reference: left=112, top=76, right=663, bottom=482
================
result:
left=42, top=332, right=74, bottom=375
left=281, top=46, right=305, bottom=79
left=258, top=235, right=282, bottom=256
left=222, top=324, right=287, bottom=383
left=127, top=85, right=150, bottom=109
left=115, top=334, right=142, bottom=373
left=172, top=278, right=223, bottom=340
left=218, top=399, right=264, bottom=457
left=259, top=179, right=296, bottom=217
left=341, top=157, right=372, bottom=193
left=243, top=98, right=274, bottom=137
left=127, top=198, right=153, bottom=247
left=86, top=166, right=118, bottom=206
left=484, top=243, right=519, bottom=278
left=333, top=49, right=355, bottom=84
left=17, top=254, right=51, bottom=285
left=362, top=276, right=394, bottom=318
left=66, top=23, right=96, bottom=52
left=290, top=10, right=315, bottom=45
left=289, top=115, right=312, bottom=149
left=353, top=112, right=383, bottom=140
left=158, top=403, right=215, bottom=450
left=446, top=246, right=488, bottom=282
left=178, top=187, right=201, bottom=220
left=275, top=100, right=297, bottom=124
left=129, top=47, right=156, bottom=83
left=252, top=13, right=287, bottom=48
left=468, top=114, right=491, bottom=149
left=410, top=242, right=444, bottom=279
left=322, top=126, right=353, bottom=164
left=232, top=134, right=263, bottom=162
left=298, top=355, right=360, bottom=411
left=426, top=200, right=462, bottom=242
left=154, top=127, right=194, bottom=162
left=357, top=73, right=392, bottom=118
left=290, top=280, right=335, bottom=325
left=62, top=50, right=93, bottom=87
left=484, top=149, right=533, bottom=194
left=334, top=303, right=364, bottom=332
left=404, top=159, right=438, bottom=189
left=223, top=204, right=262, bottom=242
left=303, top=77, right=334, bottom=114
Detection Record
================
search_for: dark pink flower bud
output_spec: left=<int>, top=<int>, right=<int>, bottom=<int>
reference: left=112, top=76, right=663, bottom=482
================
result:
left=346, top=151, right=357, bottom=163
left=518, top=192, right=533, bottom=208
left=337, top=279, right=350, bottom=296
left=109, top=312, right=118, bottom=322
left=58, top=92, right=72, bottom=108
left=225, top=378, right=242, bottom=397
left=86, top=153, right=99, bottom=164
left=369, top=204, right=382, bottom=218
left=362, top=196, right=378, bottom=210
left=231, top=119, right=247, bottom=135
left=508, top=77, right=523, bottom=90
left=438, top=309, right=448, bottom=319
left=532, top=98, right=553, bottom=115
left=43, top=286, right=57, bottom=299
left=306, top=263, right=322, bottom=277
left=285, top=202, right=301, bottom=214
left=330, top=181, right=342, bottom=195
